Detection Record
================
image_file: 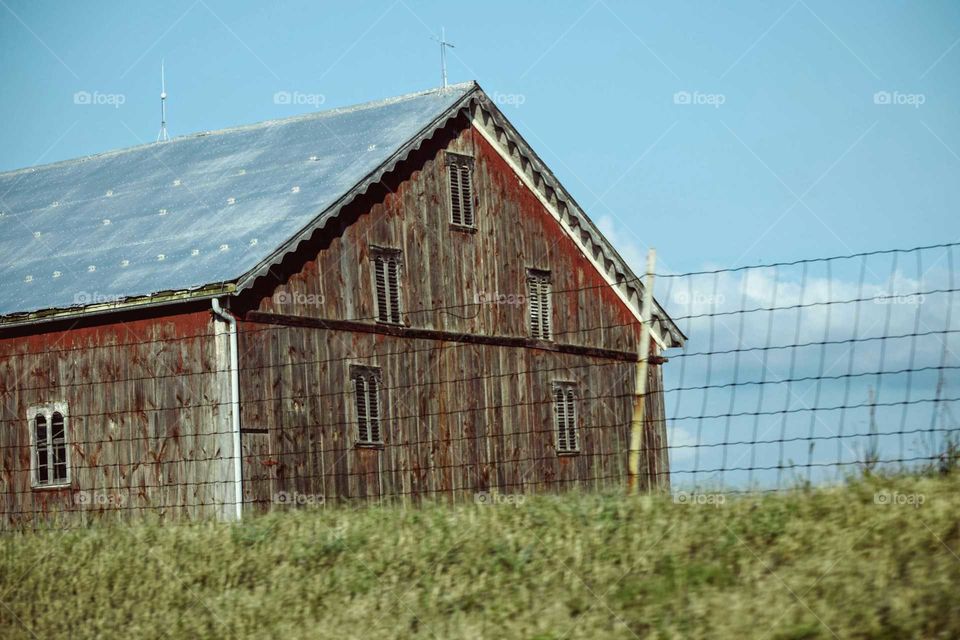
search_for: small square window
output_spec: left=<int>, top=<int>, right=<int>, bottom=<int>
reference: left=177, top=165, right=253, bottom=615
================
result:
left=29, top=403, right=70, bottom=488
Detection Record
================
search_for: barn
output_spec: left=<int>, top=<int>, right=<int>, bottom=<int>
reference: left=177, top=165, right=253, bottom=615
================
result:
left=0, top=81, right=684, bottom=527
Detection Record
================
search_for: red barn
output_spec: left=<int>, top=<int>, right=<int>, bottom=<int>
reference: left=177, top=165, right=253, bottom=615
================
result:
left=0, top=82, right=684, bottom=527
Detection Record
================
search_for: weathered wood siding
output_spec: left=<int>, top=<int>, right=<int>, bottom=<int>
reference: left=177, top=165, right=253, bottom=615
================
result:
left=252, top=121, right=639, bottom=348
left=0, top=311, right=234, bottom=527
left=0, top=116, right=672, bottom=526
left=237, top=120, right=670, bottom=506
left=239, top=328, right=657, bottom=504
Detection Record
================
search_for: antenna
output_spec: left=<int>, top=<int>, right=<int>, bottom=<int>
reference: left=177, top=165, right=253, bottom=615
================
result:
left=431, top=27, right=455, bottom=90
left=157, top=60, right=169, bottom=142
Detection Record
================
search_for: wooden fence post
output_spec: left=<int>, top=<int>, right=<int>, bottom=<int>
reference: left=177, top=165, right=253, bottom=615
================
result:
left=628, top=248, right=656, bottom=494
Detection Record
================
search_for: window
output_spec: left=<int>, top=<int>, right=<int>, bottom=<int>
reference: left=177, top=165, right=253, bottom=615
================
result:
left=371, top=247, right=402, bottom=324
left=527, top=269, right=552, bottom=340
left=351, top=365, right=383, bottom=445
left=552, top=382, right=579, bottom=454
left=446, top=153, right=475, bottom=228
left=29, top=403, right=70, bottom=487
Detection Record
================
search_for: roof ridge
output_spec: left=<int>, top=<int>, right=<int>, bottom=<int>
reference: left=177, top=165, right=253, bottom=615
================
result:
left=0, top=81, right=478, bottom=180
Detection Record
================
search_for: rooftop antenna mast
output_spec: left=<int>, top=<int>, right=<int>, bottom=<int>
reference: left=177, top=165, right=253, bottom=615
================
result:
left=157, top=60, right=169, bottom=142
left=432, top=27, right=454, bottom=90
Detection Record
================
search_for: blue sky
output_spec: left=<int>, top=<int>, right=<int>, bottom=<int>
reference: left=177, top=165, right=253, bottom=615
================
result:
left=2, top=1, right=958, bottom=487
left=1, top=0, right=958, bottom=274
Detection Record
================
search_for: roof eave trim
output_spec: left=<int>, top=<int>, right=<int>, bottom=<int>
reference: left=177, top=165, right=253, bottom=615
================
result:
left=469, top=122, right=668, bottom=350
left=468, top=94, right=686, bottom=348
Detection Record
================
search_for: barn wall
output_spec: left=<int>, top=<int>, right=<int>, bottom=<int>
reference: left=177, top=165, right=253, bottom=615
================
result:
left=237, top=326, right=659, bottom=504
left=252, top=122, right=640, bottom=351
left=0, top=310, right=234, bottom=527
left=238, top=120, right=670, bottom=506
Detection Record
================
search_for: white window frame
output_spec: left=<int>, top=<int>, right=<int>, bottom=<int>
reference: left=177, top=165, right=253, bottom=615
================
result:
left=28, top=402, right=71, bottom=489
left=350, top=365, right=384, bottom=447
left=552, top=382, right=580, bottom=454
left=446, top=152, right=476, bottom=230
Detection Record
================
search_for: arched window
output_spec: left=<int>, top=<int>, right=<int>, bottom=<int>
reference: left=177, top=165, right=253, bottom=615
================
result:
left=553, top=382, right=580, bottom=454
left=351, top=365, right=383, bottom=446
left=29, top=404, right=70, bottom=487
left=51, top=412, right=68, bottom=483
left=34, top=414, right=48, bottom=485
left=371, top=247, right=402, bottom=325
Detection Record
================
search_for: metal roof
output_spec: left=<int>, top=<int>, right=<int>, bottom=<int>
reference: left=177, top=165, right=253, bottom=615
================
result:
left=0, top=82, right=476, bottom=322
left=0, top=81, right=684, bottom=346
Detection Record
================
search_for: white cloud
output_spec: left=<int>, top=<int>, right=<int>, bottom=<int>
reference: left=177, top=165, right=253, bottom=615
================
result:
left=595, top=214, right=648, bottom=274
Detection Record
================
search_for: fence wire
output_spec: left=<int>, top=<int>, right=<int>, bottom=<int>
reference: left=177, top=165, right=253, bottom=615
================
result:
left=0, top=241, right=957, bottom=531
left=656, top=241, right=958, bottom=490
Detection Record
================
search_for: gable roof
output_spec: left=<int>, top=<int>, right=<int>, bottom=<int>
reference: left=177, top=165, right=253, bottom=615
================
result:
left=0, top=81, right=684, bottom=347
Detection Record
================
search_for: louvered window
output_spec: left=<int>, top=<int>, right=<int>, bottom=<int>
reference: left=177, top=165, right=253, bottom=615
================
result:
left=30, top=404, right=70, bottom=487
left=553, top=382, right=579, bottom=454
left=371, top=248, right=402, bottom=324
left=351, top=366, right=383, bottom=445
left=446, top=153, right=475, bottom=228
left=527, top=269, right=552, bottom=340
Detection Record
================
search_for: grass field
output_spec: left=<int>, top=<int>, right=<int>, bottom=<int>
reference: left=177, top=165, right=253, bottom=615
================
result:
left=2, top=474, right=959, bottom=639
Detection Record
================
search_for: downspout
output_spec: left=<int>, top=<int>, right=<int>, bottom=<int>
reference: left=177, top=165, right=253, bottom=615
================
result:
left=211, top=299, right=243, bottom=521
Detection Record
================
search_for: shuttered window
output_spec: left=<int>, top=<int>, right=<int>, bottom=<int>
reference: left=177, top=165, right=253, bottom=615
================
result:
left=371, top=248, right=402, bottom=324
left=552, top=382, right=579, bottom=454
left=527, top=269, right=552, bottom=340
left=30, top=404, right=70, bottom=487
left=351, top=366, right=383, bottom=445
left=446, top=153, right=475, bottom=228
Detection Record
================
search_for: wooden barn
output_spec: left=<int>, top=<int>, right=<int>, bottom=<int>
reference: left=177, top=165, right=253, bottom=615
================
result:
left=0, top=82, right=684, bottom=527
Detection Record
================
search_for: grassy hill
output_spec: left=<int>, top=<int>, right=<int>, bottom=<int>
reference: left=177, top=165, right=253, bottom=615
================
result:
left=2, top=474, right=959, bottom=639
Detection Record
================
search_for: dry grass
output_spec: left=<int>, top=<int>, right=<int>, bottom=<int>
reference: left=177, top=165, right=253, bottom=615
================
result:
left=2, top=474, right=959, bottom=639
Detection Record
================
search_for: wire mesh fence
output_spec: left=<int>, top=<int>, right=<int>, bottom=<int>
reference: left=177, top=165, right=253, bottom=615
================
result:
left=655, top=241, right=959, bottom=491
left=0, top=242, right=957, bottom=531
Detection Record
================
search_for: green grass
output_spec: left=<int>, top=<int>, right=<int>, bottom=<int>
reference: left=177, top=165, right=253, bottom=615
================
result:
left=2, top=475, right=959, bottom=639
